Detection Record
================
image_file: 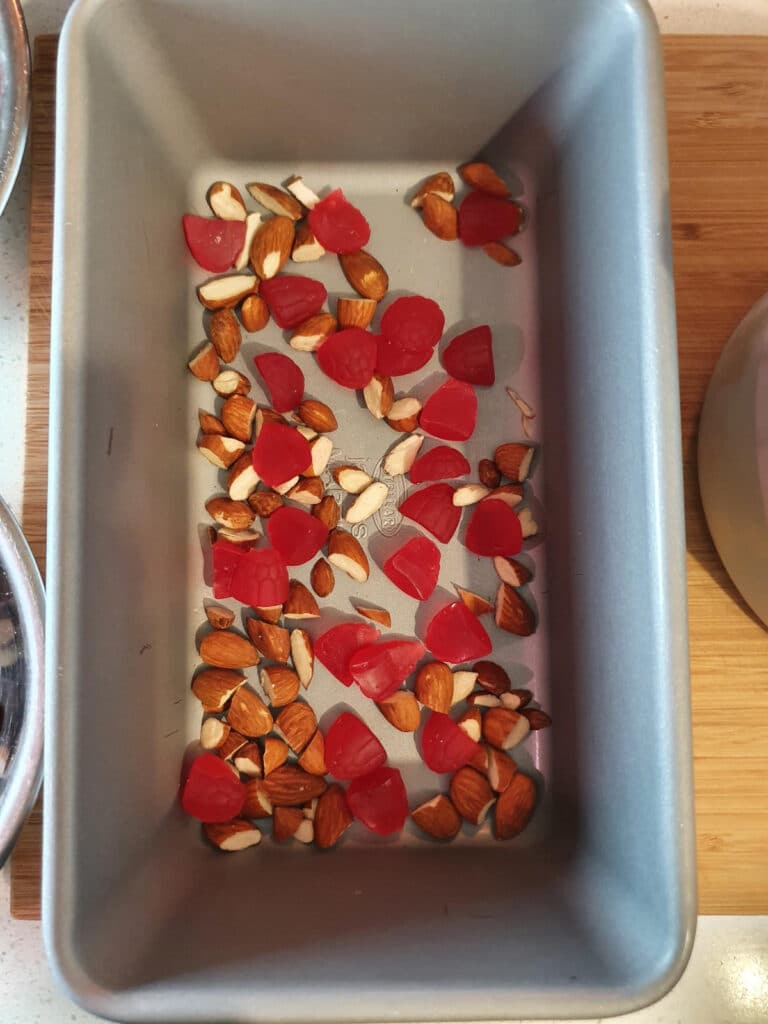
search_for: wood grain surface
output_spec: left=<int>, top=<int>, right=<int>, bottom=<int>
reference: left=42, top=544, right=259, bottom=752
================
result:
left=9, top=35, right=768, bottom=919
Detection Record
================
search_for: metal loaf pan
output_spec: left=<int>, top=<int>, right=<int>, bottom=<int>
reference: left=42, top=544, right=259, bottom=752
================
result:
left=45, top=0, right=695, bottom=1020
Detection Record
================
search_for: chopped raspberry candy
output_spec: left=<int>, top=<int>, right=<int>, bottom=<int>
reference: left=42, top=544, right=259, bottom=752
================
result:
left=383, top=535, right=440, bottom=600
left=180, top=753, right=245, bottom=822
left=380, top=296, right=445, bottom=353
left=420, top=379, right=477, bottom=441
left=424, top=602, right=493, bottom=662
left=399, top=483, right=460, bottom=543
left=266, top=506, right=329, bottom=565
left=212, top=538, right=245, bottom=599
left=325, top=712, right=387, bottom=779
left=349, top=639, right=426, bottom=700
left=458, top=192, right=523, bottom=247
left=465, top=498, right=523, bottom=557
left=317, top=328, right=378, bottom=388
left=375, top=333, right=434, bottom=377
left=442, top=326, right=495, bottom=386
left=421, top=712, right=480, bottom=774
left=259, top=275, right=327, bottom=329
left=346, top=766, right=408, bottom=835
left=251, top=421, right=312, bottom=487
left=308, top=188, right=371, bottom=254
left=315, top=622, right=381, bottom=686
left=182, top=215, right=245, bottom=273
left=409, top=445, right=471, bottom=484
left=254, top=352, right=305, bottom=413
left=229, top=546, right=290, bottom=607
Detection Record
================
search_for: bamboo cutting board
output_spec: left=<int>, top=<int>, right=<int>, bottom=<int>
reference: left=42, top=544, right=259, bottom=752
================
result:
left=10, top=35, right=768, bottom=919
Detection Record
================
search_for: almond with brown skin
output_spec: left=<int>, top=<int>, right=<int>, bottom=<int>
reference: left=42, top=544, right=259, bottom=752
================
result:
left=504, top=689, right=533, bottom=710
left=191, top=668, right=246, bottom=711
left=276, top=702, right=317, bottom=753
left=478, top=458, right=501, bottom=488
left=310, top=558, right=335, bottom=598
left=290, top=629, right=314, bottom=688
left=482, top=707, right=530, bottom=750
left=494, top=443, right=535, bottom=482
left=254, top=604, right=282, bottom=625
left=233, top=742, right=263, bottom=777
left=414, top=662, right=453, bottom=713
left=227, top=685, right=274, bottom=737
left=458, top=162, right=510, bottom=198
left=205, top=496, right=255, bottom=531
left=204, top=819, right=262, bottom=851
left=363, top=372, right=395, bottom=419
left=486, top=746, right=518, bottom=793
left=188, top=342, right=220, bottom=381
left=221, top=395, right=257, bottom=443
left=473, top=660, right=511, bottom=696
left=200, top=717, right=230, bottom=750
left=377, top=690, right=421, bottom=732
left=298, top=730, right=327, bottom=775
left=199, top=631, right=260, bottom=669
left=521, top=708, right=552, bottom=731
left=236, top=212, right=263, bottom=271
left=453, top=484, right=490, bottom=506
left=245, top=618, right=290, bottom=662
left=208, top=308, right=242, bottom=363
left=495, top=583, right=536, bottom=636
left=483, top=242, right=521, bottom=267
left=386, top=397, right=421, bottom=432
left=450, top=766, right=495, bottom=825
left=354, top=605, right=392, bottom=628
left=487, top=483, right=524, bottom=508
left=199, top=411, right=226, bottom=436
left=422, top=193, right=458, bottom=241
left=411, top=794, right=462, bottom=840
left=246, top=182, right=303, bottom=220
left=240, top=294, right=270, bottom=332
left=197, top=275, right=258, bottom=311
left=213, top=369, right=252, bottom=397
left=242, top=778, right=273, bottom=818
left=313, top=495, right=340, bottom=530
left=451, top=670, right=478, bottom=705
left=314, top=785, right=353, bottom=848
left=283, top=580, right=320, bottom=619
left=289, top=312, right=337, bottom=351
left=219, top=729, right=248, bottom=761
left=205, top=604, right=235, bottom=630
left=250, top=216, right=294, bottom=279
left=338, top=249, right=389, bottom=300
left=216, top=527, right=261, bottom=546
left=494, top=772, right=536, bottom=839
left=263, top=764, right=327, bottom=806
left=327, top=529, right=369, bottom=582
left=272, top=806, right=305, bottom=843
left=302, top=435, right=333, bottom=478
left=332, top=465, right=374, bottom=494
left=297, top=399, right=338, bottom=433
left=517, top=507, right=539, bottom=539
left=410, top=171, right=455, bottom=208
left=494, top=555, right=533, bottom=587
left=291, top=222, right=326, bottom=263
left=287, top=477, right=324, bottom=505
left=207, top=181, right=248, bottom=221
left=337, top=296, right=377, bottom=329
left=456, top=707, right=483, bottom=743
left=260, top=665, right=300, bottom=707
left=227, top=452, right=260, bottom=502
left=285, top=175, right=321, bottom=210
left=249, top=489, right=283, bottom=518
left=263, top=736, right=289, bottom=776
left=454, top=585, right=494, bottom=617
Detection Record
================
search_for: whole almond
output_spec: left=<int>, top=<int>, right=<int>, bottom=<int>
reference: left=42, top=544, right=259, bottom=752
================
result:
left=249, top=489, right=283, bottom=518
left=242, top=778, right=273, bottom=818
left=188, top=342, right=220, bottom=381
left=245, top=617, right=290, bottom=662
left=450, top=766, right=495, bottom=825
left=458, top=162, right=511, bottom=198
left=414, top=662, right=453, bottom=713
left=298, top=399, right=338, bottom=433
left=204, top=819, right=262, bottom=851
left=289, top=312, right=337, bottom=352
left=199, top=411, right=226, bottom=436
left=276, top=702, right=317, bottom=753
left=246, top=182, right=303, bottom=220
left=521, top=708, right=552, bottom=731
left=337, top=296, right=377, bottom=329
left=483, top=242, right=521, bottom=267
left=313, top=495, right=340, bottom=530
left=363, top=373, right=395, bottom=420
left=263, top=764, right=327, bottom=806
left=208, top=308, right=242, bottom=363
left=290, top=629, right=314, bottom=688
left=411, top=794, right=462, bottom=840
left=227, top=685, right=274, bottom=737
left=478, top=458, right=501, bottom=488
left=205, top=604, right=235, bottom=631
left=494, top=443, right=535, bottom=482
left=327, top=528, right=369, bottom=582
left=298, top=730, right=326, bottom=776
left=240, top=294, right=270, bottom=332
left=310, top=558, right=335, bottom=598
left=250, top=216, right=294, bottom=279
left=377, top=690, right=421, bottom=732
left=199, top=630, right=259, bottom=669
left=314, top=785, right=353, bottom=848
left=338, top=249, right=389, bottom=301
left=473, top=660, right=512, bottom=695
left=191, top=668, right=246, bottom=711
left=493, top=772, right=536, bottom=839
left=263, top=736, right=289, bottom=776
left=283, top=579, right=320, bottom=619
left=422, top=193, right=458, bottom=241
left=495, top=583, right=536, bottom=637
left=205, top=496, right=255, bottom=531
left=410, top=171, right=455, bottom=209
left=260, top=665, right=300, bottom=707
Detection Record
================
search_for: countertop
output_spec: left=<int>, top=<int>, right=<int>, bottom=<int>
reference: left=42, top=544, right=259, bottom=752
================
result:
left=1, top=1, right=766, bottom=1022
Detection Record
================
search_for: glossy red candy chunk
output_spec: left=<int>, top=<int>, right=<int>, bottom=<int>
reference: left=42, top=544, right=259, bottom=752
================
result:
left=458, top=192, right=523, bottom=247
left=465, top=498, right=523, bottom=557
left=325, top=712, right=387, bottom=780
left=251, top=421, right=312, bottom=487
left=260, top=275, right=327, bottom=329
left=266, top=506, right=328, bottom=565
left=180, top=753, right=245, bottom=822
left=182, top=215, right=245, bottom=273
left=424, top=602, right=493, bottom=662
left=383, top=536, right=440, bottom=600
left=317, top=328, right=378, bottom=388
left=212, top=538, right=245, bottom=599
left=409, top=445, right=471, bottom=484
left=381, top=296, right=445, bottom=353
left=399, top=484, right=460, bottom=543
left=421, top=712, right=481, bottom=774
left=349, top=639, right=426, bottom=700
left=308, top=189, right=371, bottom=254
left=375, top=333, right=434, bottom=377
left=346, top=766, right=408, bottom=835
left=420, top=379, right=477, bottom=441
left=442, top=326, right=495, bottom=386
left=229, top=546, right=290, bottom=607
left=314, top=622, right=381, bottom=686
left=254, top=352, right=305, bottom=413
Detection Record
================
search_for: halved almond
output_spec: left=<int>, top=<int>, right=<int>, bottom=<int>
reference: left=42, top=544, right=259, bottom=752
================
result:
left=291, top=221, right=326, bottom=262
left=221, top=395, right=257, bottom=443
left=383, top=433, right=424, bottom=476
left=453, top=585, right=493, bottom=617
left=377, top=690, right=420, bottom=732
left=482, top=707, right=530, bottom=750
left=200, top=716, right=230, bottom=750
left=363, top=373, right=395, bottom=419
left=353, top=605, right=391, bottom=628
left=501, top=689, right=532, bottom=710
left=242, top=778, right=273, bottom=818
left=345, top=481, right=388, bottom=524
left=255, top=406, right=286, bottom=435
left=283, top=579, right=320, bottom=619
left=458, top=162, right=510, bottom=198
left=332, top=464, right=374, bottom=494
left=219, top=729, right=248, bottom=761
left=234, top=742, right=264, bottom=777
left=411, top=794, right=461, bottom=840
left=422, top=193, right=458, bottom=241
left=410, top=171, right=455, bottom=208
left=295, top=425, right=317, bottom=441
left=287, top=477, right=324, bottom=506
left=310, top=558, right=335, bottom=598
left=290, top=629, right=314, bottom=689
left=275, top=704, right=318, bottom=755
left=484, top=242, right=521, bottom=267
left=227, top=453, right=261, bottom=502
left=274, top=475, right=300, bottom=496
left=486, top=746, right=518, bottom=793
left=386, top=397, right=421, bottom=433
left=495, top=583, right=535, bottom=636
left=453, top=483, right=490, bottom=507
left=522, top=707, right=552, bottom=731
left=227, top=684, right=274, bottom=737
left=246, top=182, right=303, bottom=220
left=260, top=665, right=300, bottom=707
left=248, top=489, right=283, bottom=518
left=487, top=483, right=524, bottom=508
left=213, top=369, right=251, bottom=397
left=415, top=661, right=453, bottom=713
left=298, top=730, right=326, bottom=776
left=517, top=507, right=539, bottom=539
left=457, top=707, right=482, bottom=743
left=205, top=496, right=255, bottom=531
left=198, top=434, right=245, bottom=469
left=245, top=617, right=290, bottom=662
left=285, top=175, right=321, bottom=210
left=272, top=806, right=305, bottom=843
left=192, top=668, right=246, bottom=711
left=235, top=212, right=263, bottom=272
left=204, top=819, right=262, bottom=851
left=451, top=670, right=478, bottom=705
left=207, top=181, right=247, bottom=221
left=297, top=399, right=337, bottom=433
left=289, top=312, right=337, bottom=351
left=239, top=292, right=270, bottom=331
left=263, top=736, right=289, bottom=776
left=205, top=604, right=235, bottom=631
left=302, top=435, right=333, bottom=477
left=188, top=342, right=220, bottom=381
left=314, top=785, right=353, bottom=848
left=197, top=275, right=258, bottom=310
left=200, top=630, right=260, bottom=669
left=327, top=529, right=369, bottom=582
left=217, top=527, right=261, bottom=545
left=250, top=216, right=294, bottom=279
left=199, top=410, right=226, bottom=435
left=450, top=766, right=494, bottom=825
left=493, top=555, right=533, bottom=588
left=338, top=249, right=389, bottom=301
left=337, top=296, right=377, bottom=330
left=494, top=443, right=535, bottom=482
left=468, top=693, right=502, bottom=709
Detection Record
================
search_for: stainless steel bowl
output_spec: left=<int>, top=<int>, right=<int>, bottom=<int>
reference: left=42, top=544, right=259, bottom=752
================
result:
left=0, top=0, right=29, bottom=217
left=0, top=498, right=44, bottom=865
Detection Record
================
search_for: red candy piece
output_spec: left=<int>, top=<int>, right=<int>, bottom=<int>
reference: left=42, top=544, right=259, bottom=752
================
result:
left=212, top=538, right=246, bottom=599
left=349, top=639, right=427, bottom=700
left=230, top=546, right=289, bottom=607
left=424, top=602, right=493, bottom=662
left=409, top=445, right=471, bottom=484
left=420, top=713, right=481, bottom=774
left=465, top=498, right=523, bottom=557
left=346, top=766, right=408, bottom=835
left=182, top=215, right=245, bottom=273
left=420, top=379, right=477, bottom=441
left=315, top=622, right=381, bottom=686
left=458, top=192, right=523, bottom=247
left=259, top=275, right=327, bottom=329
left=251, top=421, right=312, bottom=487
left=308, top=189, right=371, bottom=254
left=325, top=712, right=387, bottom=780
left=266, top=506, right=329, bottom=565
left=376, top=334, right=434, bottom=377
left=399, top=484, right=460, bottom=543
left=383, top=536, right=440, bottom=600
left=254, top=352, right=305, bottom=413
left=317, top=328, right=378, bottom=388
left=442, top=326, right=495, bottom=386
left=180, top=753, right=245, bottom=822
left=381, top=296, right=445, bottom=353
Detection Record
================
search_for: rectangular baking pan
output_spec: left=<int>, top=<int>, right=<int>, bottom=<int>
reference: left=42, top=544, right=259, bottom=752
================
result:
left=44, top=0, right=696, bottom=1020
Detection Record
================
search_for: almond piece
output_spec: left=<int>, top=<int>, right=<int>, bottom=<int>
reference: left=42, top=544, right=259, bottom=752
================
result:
left=273, top=805, right=306, bottom=842
left=246, top=182, right=303, bottom=220
left=345, top=481, right=388, bottom=524
left=285, top=175, right=321, bottom=210
left=484, top=242, right=521, bottom=267
left=482, top=707, right=530, bottom=750
left=209, top=308, right=242, bottom=363
left=254, top=604, right=283, bottom=624
left=290, top=629, right=314, bottom=689
left=289, top=312, right=337, bottom=351
left=313, top=495, right=340, bottom=530
left=297, top=399, right=338, bottom=433
left=250, top=216, right=294, bottom=279
left=410, top=171, right=455, bottom=209
left=414, top=661, right=453, bottom=712
left=197, top=275, right=258, bottom=310
left=245, top=617, right=290, bottom=662
left=468, top=693, right=502, bottom=709
left=283, top=580, right=320, bottom=620
left=521, top=708, right=552, bottom=731
left=274, top=475, right=300, bottom=496
left=240, top=292, right=270, bottom=331
left=287, top=477, right=324, bottom=505
left=235, top=212, right=263, bottom=272
left=205, top=604, right=235, bottom=631
left=453, top=585, right=493, bottom=617
left=310, top=558, right=335, bottom=598
left=487, top=483, right=524, bottom=508
left=478, top=458, right=501, bottom=488
left=291, top=221, right=326, bottom=262
left=493, top=555, right=533, bottom=587
left=234, top=742, right=264, bottom=777
left=227, top=685, right=274, bottom=737
left=457, top=707, right=483, bottom=743
left=354, top=605, right=392, bottom=628
left=188, top=342, right=220, bottom=381
left=264, top=763, right=327, bottom=805
left=332, top=465, right=374, bottom=494
left=486, top=746, right=518, bottom=793
left=327, top=528, right=370, bottom=582
left=220, top=395, right=257, bottom=443
left=242, top=778, right=273, bottom=818
left=276, top=702, right=317, bottom=754
left=494, top=443, right=535, bottom=482
left=295, top=424, right=318, bottom=441
left=386, top=397, right=421, bottom=432
left=411, top=794, right=462, bottom=840
left=502, top=689, right=533, bottom=710
left=518, top=507, right=539, bottom=539
left=205, top=496, right=255, bottom=531
left=458, top=162, right=511, bottom=198
left=422, top=193, right=458, bottom=241
left=219, top=729, right=248, bottom=761
left=377, top=690, right=421, bottom=732
left=199, top=631, right=259, bottom=669
left=255, top=405, right=286, bottom=434
left=383, top=433, right=424, bottom=476
left=474, top=660, right=511, bottom=696
left=505, top=387, right=535, bottom=419
left=263, top=737, right=289, bottom=777
left=204, top=819, right=262, bottom=851
left=200, top=716, right=230, bottom=750
left=207, top=181, right=248, bottom=221
left=302, top=435, right=333, bottom=478
left=494, top=772, right=536, bottom=839
left=495, top=583, right=536, bottom=636
left=198, top=434, right=245, bottom=469
left=314, top=784, right=353, bottom=848
left=213, top=371, right=251, bottom=400
left=298, top=730, right=326, bottom=775
left=337, top=296, right=377, bottom=329
left=363, top=372, right=395, bottom=419
left=453, top=483, right=490, bottom=507
left=199, top=411, right=226, bottom=436
left=450, top=766, right=495, bottom=825
left=227, top=452, right=261, bottom=502
left=260, top=665, right=300, bottom=707
left=338, top=249, right=389, bottom=301
left=216, top=527, right=261, bottom=545
left=249, top=489, right=283, bottom=518
left=451, top=670, right=478, bottom=705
